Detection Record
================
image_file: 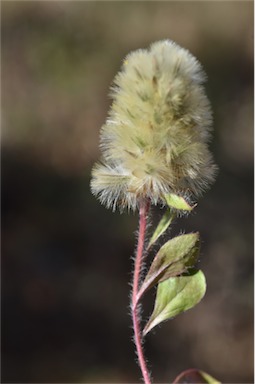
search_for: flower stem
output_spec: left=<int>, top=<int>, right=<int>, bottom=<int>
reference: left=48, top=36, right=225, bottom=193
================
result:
left=132, top=199, right=151, bottom=384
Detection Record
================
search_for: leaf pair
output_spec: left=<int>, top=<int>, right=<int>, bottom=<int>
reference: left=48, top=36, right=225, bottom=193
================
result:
left=138, top=193, right=206, bottom=336
left=142, top=233, right=205, bottom=336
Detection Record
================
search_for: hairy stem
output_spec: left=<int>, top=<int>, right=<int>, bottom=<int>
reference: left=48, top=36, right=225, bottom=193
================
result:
left=132, top=199, right=151, bottom=384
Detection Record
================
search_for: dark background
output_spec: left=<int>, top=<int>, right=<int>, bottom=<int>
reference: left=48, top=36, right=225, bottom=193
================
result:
left=1, top=1, right=253, bottom=383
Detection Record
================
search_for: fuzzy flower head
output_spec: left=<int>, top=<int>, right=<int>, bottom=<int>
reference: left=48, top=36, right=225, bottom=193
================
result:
left=91, top=40, right=216, bottom=211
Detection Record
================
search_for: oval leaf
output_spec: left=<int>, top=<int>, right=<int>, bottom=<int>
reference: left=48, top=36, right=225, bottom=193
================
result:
left=143, top=270, right=206, bottom=336
left=138, top=233, right=200, bottom=301
left=147, top=209, right=175, bottom=249
left=164, top=193, right=195, bottom=211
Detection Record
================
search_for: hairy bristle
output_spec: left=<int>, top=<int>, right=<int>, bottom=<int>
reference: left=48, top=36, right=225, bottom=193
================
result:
left=91, top=40, right=217, bottom=212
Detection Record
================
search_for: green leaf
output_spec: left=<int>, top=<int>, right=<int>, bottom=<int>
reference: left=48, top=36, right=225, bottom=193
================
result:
left=164, top=193, right=195, bottom=211
left=138, top=233, right=200, bottom=301
left=173, top=368, right=221, bottom=384
left=143, top=270, right=206, bottom=336
left=147, top=209, right=175, bottom=249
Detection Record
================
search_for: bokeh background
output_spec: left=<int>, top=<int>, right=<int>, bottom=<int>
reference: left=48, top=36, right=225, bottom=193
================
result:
left=1, top=1, right=254, bottom=383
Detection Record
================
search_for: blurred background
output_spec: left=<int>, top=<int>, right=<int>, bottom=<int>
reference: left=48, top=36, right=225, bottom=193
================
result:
left=1, top=1, right=253, bottom=383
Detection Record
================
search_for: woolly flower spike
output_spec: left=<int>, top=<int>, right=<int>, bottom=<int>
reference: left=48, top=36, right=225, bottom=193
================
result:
left=91, top=40, right=216, bottom=211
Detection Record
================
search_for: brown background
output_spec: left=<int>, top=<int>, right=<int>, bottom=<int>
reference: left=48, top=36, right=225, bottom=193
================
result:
left=2, top=1, right=253, bottom=383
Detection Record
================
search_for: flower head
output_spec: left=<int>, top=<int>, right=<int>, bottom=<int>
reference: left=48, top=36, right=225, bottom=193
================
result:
left=91, top=40, right=216, bottom=211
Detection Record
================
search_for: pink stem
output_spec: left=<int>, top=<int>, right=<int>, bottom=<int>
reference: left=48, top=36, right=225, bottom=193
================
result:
left=132, top=199, right=151, bottom=384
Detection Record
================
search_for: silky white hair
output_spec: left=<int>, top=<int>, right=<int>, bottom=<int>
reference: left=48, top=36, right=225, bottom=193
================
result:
left=91, top=40, right=216, bottom=211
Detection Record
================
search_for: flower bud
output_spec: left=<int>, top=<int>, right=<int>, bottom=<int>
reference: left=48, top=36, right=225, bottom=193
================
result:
left=91, top=40, right=216, bottom=211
